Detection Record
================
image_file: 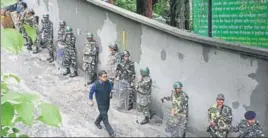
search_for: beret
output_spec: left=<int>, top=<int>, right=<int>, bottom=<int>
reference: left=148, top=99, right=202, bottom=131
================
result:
left=244, top=111, right=256, bottom=120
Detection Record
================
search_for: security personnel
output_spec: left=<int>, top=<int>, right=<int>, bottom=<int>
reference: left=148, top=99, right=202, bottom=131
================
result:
left=207, top=94, right=233, bottom=137
left=231, top=111, right=265, bottom=137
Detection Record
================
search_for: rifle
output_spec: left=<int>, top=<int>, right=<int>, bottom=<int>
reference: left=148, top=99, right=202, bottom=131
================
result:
left=207, top=105, right=224, bottom=137
left=206, top=117, right=221, bottom=137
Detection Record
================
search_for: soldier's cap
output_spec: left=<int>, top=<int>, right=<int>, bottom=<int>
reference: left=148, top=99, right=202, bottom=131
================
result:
left=244, top=111, right=256, bottom=120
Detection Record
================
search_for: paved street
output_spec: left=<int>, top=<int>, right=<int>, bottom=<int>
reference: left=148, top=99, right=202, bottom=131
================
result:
left=1, top=48, right=166, bottom=137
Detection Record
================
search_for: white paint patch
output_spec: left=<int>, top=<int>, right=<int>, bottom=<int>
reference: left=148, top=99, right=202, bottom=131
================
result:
left=97, top=15, right=117, bottom=71
left=76, top=28, right=81, bottom=36
left=48, top=0, right=60, bottom=39
left=139, top=25, right=258, bottom=131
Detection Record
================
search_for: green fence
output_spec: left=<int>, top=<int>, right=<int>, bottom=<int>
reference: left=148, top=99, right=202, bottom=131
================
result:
left=193, top=0, right=268, bottom=48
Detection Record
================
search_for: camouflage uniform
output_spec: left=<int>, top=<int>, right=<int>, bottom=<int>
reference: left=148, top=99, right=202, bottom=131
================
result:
left=62, top=26, right=78, bottom=77
left=56, top=20, right=66, bottom=65
left=40, top=14, right=54, bottom=63
left=106, top=43, right=120, bottom=81
left=83, top=33, right=98, bottom=85
left=18, top=2, right=27, bottom=34
left=115, top=50, right=135, bottom=110
left=231, top=111, right=264, bottom=137
left=57, top=21, right=66, bottom=42
left=207, top=94, right=233, bottom=138
left=23, top=9, right=37, bottom=51
left=136, top=67, right=152, bottom=125
left=161, top=82, right=189, bottom=137
left=17, top=3, right=30, bottom=49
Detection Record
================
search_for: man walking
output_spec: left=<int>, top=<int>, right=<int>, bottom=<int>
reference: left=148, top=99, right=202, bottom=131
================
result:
left=89, top=70, right=116, bottom=137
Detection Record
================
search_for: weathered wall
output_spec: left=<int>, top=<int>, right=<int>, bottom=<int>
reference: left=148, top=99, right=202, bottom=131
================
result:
left=25, top=0, right=268, bottom=136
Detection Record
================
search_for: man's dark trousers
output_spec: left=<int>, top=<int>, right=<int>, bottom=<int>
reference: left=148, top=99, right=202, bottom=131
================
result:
left=95, top=106, right=114, bottom=135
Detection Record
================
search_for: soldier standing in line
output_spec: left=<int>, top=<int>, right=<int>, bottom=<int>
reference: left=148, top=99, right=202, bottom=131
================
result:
left=23, top=8, right=37, bottom=51
left=62, top=26, right=78, bottom=77
left=161, top=81, right=189, bottom=137
left=136, top=67, right=155, bottom=125
left=17, top=2, right=27, bottom=34
left=231, top=111, right=264, bottom=137
left=115, top=50, right=136, bottom=110
left=40, top=14, right=54, bottom=63
left=57, top=20, right=66, bottom=42
left=17, top=2, right=30, bottom=50
left=106, top=43, right=120, bottom=82
left=56, top=20, right=66, bottom=66
left=83, top=33, right=99, bottom=86
left=207, top=93, right=233, bottom=137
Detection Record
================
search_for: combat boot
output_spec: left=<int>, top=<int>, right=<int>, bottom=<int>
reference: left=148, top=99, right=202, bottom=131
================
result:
left=33, top=47, right=39, bottom=54
left=63, top=68, right=70, bottom=76
left=149, top=111, right=156, bottom=119
left=48, top=52, right=54, bottom=63
left=127, top=105, right=133, bottom=110
left=140, top=116, right=149, bottom=125
left=70, top=71, right=78, bottom=78
left=27, top=45, right=32, bottom=50
left=46, top=55, right=52, bottom=61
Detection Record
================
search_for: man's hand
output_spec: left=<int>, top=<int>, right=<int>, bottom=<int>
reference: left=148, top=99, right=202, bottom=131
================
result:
left=89, top=100, right=94, bottom=107
left=171, top=108, right=176, bottom=117
left=110, top=93, right=113, bottom=99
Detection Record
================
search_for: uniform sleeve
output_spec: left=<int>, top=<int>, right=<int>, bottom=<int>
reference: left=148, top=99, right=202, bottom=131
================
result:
left=235, top=120, right=246, bottom=134
left=50, top=22, right=53, bottom=38
left=91, top=43, right=98, bottom=56
left=138, top=79, right=149, bottom=89
left=208, top=107, right=212, bottom=122
left=71, top=35, right=76, bottom=46
left=89, top=84, right=96, bottom=100
left=255, top=125, right=265, bottom=137
left=128, top=61, right=135, bottom=81
left=222, top=106, right=233, bottom=124
left=181, top=94, right=189, bottom=114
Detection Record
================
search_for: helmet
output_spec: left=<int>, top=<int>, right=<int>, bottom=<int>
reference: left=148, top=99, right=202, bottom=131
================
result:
left=216, top=93, right=225, bottom=100
left=140, top=67, right=150, bottom=76
left=59, top=20, right=66, bottom=26
left=65, top=26, right=73, bottom=33
left=173, top=81, right=183, bottom=89
left=86, top=33, right=93, bottom=39
left=108, top=43, right=118, bottom=50
left=122, top=50, right=130, bottom=57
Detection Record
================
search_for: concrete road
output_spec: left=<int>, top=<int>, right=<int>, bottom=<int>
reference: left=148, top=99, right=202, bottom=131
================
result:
left=1, top=48, right=167, bottom=137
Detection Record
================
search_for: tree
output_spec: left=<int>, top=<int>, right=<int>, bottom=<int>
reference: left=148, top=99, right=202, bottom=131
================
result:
left=1, top=2, right=62, bottom=137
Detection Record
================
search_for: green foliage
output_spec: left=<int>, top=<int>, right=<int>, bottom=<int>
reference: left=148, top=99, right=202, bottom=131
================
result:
left=1, top=16, right=62, bottom=137
left=153, top=0, right=168, bottom=16
left=1, top=73, right=62, bottom=137
left=1, top=28, right=24, bottom=55
left=0, top=0, right=17, bottom=8
left=23, top=24, right=37, bottom=42
left=37, top=103, right=62, bottom=127
left=114, top=0, right=136, bottom=12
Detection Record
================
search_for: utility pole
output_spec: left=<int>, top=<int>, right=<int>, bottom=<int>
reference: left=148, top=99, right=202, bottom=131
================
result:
left=208, top=0, right=212, bottom=37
